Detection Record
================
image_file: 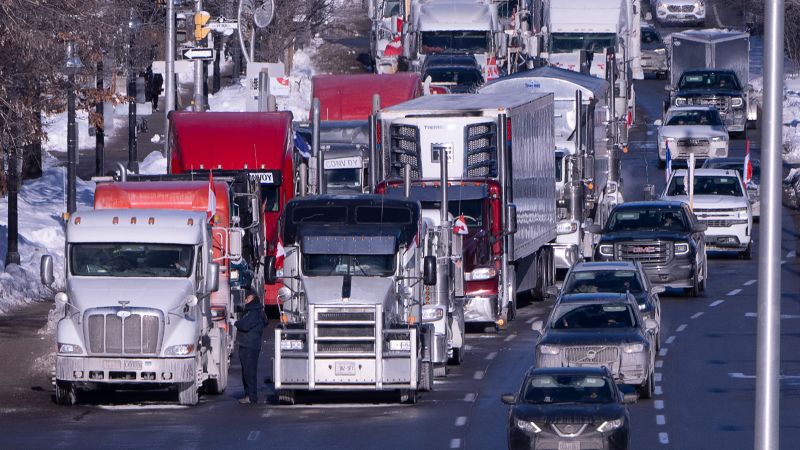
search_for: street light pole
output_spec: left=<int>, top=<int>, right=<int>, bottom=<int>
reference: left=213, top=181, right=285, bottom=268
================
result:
left=194, top=0, right=205, bottom=111
left=95, top=59, right=104, bottom=176
left=128, top=10, right=140, bottom=174
left=68, top=70, right=77, bottom=214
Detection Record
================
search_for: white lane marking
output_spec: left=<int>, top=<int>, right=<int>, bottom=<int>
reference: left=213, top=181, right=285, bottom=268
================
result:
left=247, top=431, right=260, bottom=441
left=654, top=400, right=665, bottom=410
left=691, top=311, right=704, bottom=319
left=450, top=438, right=461, bottom=449
left=744, top=279, right=757, bottom=286
left=656, top=415, right=666, bottom=425
left=655, top=385, right=663, bottom=396
left=728, top=289, right=742, bottom=296
left=473, top=370, right=485, bottom=380
left=96, top=404, right=189, bottom=411
left=464, top=345, right=474, bottom=351
left=526, top=317, right=535, bottom=324
left=485, top=351, right=498, bottom=360
left=709, top=300, right=725, bottom=307
left=729, top=372, right=800, bottom=380
left=665, top=335, right=676, bottom=345
left=712, top=3, right=725, bottom=27
left=744, top=312, right=800, bottom=319
left=655, top=373, right=663, bottom=382
left=659, top=432, right=670, bottom=444
left=788, top=251, right=797, bottom=258
left=455, top=416, right=467, bottom=427
left=659, top=348, right=668, bottom=357
left=676, top=324, right=688, bottom=332
left=504, top=334, right=517, bottom=342
left=656, top=360, right=664, bottom=368
left=464, top=393, right=476, bottom=402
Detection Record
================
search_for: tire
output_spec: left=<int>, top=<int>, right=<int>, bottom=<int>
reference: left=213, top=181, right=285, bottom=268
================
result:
left=637, top=371, right=655, bottom=400
left=178, top=380, right=199, bottom=406
left=685, top=271, right=700, bottom=297
left=277, top=389, right=296, bottom=405
left=55, top=380, right=78, bottom=406
left=206, top=333, right=229, bottom=395
left=657, top=158, right=666, bottom=169
left=400, top=389, right=418, bottom=404
left=740, top=243, right=752, bottom=260
left=420, top=361, right=434, bottom=392
left=434, top=365, right=447, bottom=378
left=699, top=257, right=708, bottom=292
left=448, top=346, right=463, bottom=366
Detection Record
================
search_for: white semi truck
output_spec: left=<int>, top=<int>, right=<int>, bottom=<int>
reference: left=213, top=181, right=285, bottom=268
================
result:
left=41, top=209, right=226, bottom=406
left=376, top=92, right=558, bottom=326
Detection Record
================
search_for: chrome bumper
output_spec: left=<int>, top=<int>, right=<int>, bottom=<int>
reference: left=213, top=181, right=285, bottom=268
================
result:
left=56, top=355, right=196, bottom=383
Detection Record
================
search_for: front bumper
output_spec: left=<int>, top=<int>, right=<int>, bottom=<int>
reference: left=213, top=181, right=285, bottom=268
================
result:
left=464, top=295, right=499, bottom=323
left=596, top=253, right=695, bottom=289
left=641, top=55, right=668, bottom=75
left=509, top=426, right=628, bottom=450
left=536, top=353, right=650, bottom=387
left=658, top=140, right=728, bottom=162
left=703, top=222, right=750, bottom=251
left=56, top=355, right=196, bottom=384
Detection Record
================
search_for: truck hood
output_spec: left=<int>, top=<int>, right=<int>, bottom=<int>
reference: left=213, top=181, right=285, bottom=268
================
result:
left=67, top=277, right=195, bottom=313
left=599, top=230, right=691, bottom=243
left=302, top=276, right=396, bottom=307
left=659, top=125, right=727, bottom=139
left=662, top=195, right=749, bottom=208
left=539, top=328, right=647, bottom=346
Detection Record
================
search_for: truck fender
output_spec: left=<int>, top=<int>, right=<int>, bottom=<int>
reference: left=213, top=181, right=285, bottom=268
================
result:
left=420, top=323, right=435, bottom=362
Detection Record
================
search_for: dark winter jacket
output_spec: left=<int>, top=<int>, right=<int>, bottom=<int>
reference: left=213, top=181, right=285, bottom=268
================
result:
left=235, top=300, right=267, bottom=350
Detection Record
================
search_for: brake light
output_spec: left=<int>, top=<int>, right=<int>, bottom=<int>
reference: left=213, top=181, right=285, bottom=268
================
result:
left=506, top=118, right=512, bottom=142
left=376, top=120, right=382, bottom=143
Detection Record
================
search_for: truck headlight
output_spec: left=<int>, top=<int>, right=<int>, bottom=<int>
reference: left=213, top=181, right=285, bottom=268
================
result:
left=731, top=97, right=744, bottom=107
left=465, top=267, right=497, bottom=281
left=598, top=244, right=614, bottom=257
left=675, top=97, right=688, bottom=106
left=230, top=269, right=240, bottom=281
left=597, top=418, right=624, bottom=432
left=654, top=48, right=666, bottom=55
left=694, top=0, right=705, bottom=8
left=515, top=419, right=542, bottom=434
left=421, top=307, right=445, bottom=322
left=711, top=136, right=726, bottom=142
left=557, top=221, right=579, bottom=235
left=674, top=242, right=690, bottom=255
left=388, top=340, right=412, bottom=351
left=538, top=344, right=560, bottom=355
left=280, top=340, right=304, bottom=351
left=58, top=343, right=83, bottom=354
left=735, top=207, right=750, bottom=219
left=164, top=344, right=195, bottom=356
left=622, top=343, right=645, bottom=353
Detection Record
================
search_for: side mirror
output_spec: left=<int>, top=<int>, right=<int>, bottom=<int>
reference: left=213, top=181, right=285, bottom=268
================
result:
left=650, top=285, right=666, bottom=295
left=206, top=263, right=220, bottom=293
left=501, top=393, right=517, bottom=405
left=586, top=223, right=603, bottom=234
left=506, top=203, right=518, bottom=234
left=622, top=392, right=639, bottom=404
left=423, top=255, right=437, bottom=286
left=40, top=255, right=54, bottom=286
left=693, top=222, right=708, bottom=233
left=229, top=228, right=244, bottom=261
left=265, top=255, right=278, bottom=285
left=645, top=318, right=658, bottom=332
left=545, top=285, right=560, bottom=297
left=531, top=319, right=544, bottom=333
left=653, top=119, right=663, bottom=127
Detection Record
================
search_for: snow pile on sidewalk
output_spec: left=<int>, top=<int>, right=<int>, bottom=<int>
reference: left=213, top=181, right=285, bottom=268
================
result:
left=0, top=158, right=95, bottom=314
left=751, top=75, right=800, bottom=164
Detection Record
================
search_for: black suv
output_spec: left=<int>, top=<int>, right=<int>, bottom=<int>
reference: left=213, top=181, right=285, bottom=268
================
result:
left=669, top=69, right=747, bottom=135
left=590, top=201, right=708, bottom=296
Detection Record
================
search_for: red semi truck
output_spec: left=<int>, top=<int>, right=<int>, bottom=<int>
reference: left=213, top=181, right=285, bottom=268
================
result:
left=169, top=111, right=295, bottom=306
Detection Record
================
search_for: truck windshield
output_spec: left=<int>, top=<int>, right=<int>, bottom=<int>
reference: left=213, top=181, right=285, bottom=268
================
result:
left=607, top=208, right=688, bottom=232
left=262, top=185, right=280, bottom=212
left=550, top=33, right=616, bottom=53
left=678, top=72, right=741, bottom=90
left=325, top=168, right=362, bottom=194
left=523, top=375, right=615, bottom=404
left=666, top=110, right=722, bottom=126
left=420, top=31, right=490, bottom=54
left=552, top=303, right=636, bottom=329
left=424, top=68, right=483, bottom=85
left=666, top=175, right=744, bottom=197
left=563, top=270, right=644, bottom=294
left=420, top=199, right=484, bottom=227
left=71, top=243, right=194, bottom=278
left=302, top=254, right=395, bottom=277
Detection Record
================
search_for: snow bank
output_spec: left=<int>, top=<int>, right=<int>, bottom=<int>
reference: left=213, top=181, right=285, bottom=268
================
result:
left=750, top=75, right=800, bottom=164
left=139, top=150, right=168, bottom=175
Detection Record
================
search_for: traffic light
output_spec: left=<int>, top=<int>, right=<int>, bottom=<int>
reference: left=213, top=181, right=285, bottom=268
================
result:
left=194, top=11, right=211, bottom=41
left=176, top=14, right=188, bottom=43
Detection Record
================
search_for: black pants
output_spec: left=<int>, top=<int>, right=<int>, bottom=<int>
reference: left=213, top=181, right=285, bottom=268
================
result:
left=239, top=346, right=260, bottom=402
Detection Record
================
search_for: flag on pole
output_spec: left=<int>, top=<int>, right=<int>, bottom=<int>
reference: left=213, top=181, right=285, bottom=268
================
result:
left=665, top=140, right=672, bottom=183
left=207, top=171, right=217, bottom=221
left=743, top=139, right=753, bottom=185
left=275, top=237, right=286, bottom=270
left=453, top=214, right=469, bottom=235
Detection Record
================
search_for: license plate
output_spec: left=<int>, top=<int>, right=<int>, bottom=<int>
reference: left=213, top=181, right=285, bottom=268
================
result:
left=558, top=442, right=580, bottom=450
left=103, top=360, right=121, bottom=370
left=249, top=172, right=275, bottom=184
left=124, top=360, right=143, bottom=370
left=335, top=361, right=356, bottom=376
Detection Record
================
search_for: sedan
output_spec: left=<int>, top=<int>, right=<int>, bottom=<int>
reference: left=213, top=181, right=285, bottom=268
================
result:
left=503, top=367, right=633, bottom=450
left=657, top=106, right=729, bottom=166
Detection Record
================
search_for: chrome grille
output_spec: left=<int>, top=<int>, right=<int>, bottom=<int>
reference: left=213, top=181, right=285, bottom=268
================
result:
left=667, top=5, right=681, bottom=11
left=617, top=241, right=671, bottom=265
left=682, top=4, right=694, bottom=11
left=688, top=96, right=730, bottom=111
left=86, top=309, right=161, bottom=355
left=551, top=423, right=589, bottom=437
left=464, top=122, right=497, bottom=177
left=390, top=124, right=421, bottom=178
left=314, top=307, right=377, bottom=355
left=701, top=219, right=747, bottom=227
left=564, top=346, right=620, bottom=367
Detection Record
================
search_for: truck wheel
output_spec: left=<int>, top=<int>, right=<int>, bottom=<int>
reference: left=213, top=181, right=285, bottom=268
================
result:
left=55, top=380, right=78, bottom=406
left=637, top=371, right=654, bottom=400
left=433, top=365, right=447, bottom=378
left=178, top=380, right=199, bottom=406
left=277, top=389, right=296, bottom=405
left=206, top=336, right=229, bottom=395
left=420, top=361, right=434, bottom=392
left=400, top=389, right=418, bottom=404
left=685, top=271, right=700, bottom=297
left=699, top=257, right=708, bottom=292
left=740, top=243, right=752, bottom=260
left=448, top=347, right=463, bottom=366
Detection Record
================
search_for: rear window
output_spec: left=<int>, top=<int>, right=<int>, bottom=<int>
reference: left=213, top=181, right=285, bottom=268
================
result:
left=292, top=206, right=347, bottom=224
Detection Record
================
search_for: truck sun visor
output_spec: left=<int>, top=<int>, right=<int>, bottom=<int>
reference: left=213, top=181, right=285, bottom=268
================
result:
left=301, top=234, right=397, bottom=255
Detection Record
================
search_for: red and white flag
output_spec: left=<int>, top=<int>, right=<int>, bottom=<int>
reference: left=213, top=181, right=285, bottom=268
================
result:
left=453, top=214, right=469, bottom=235
left=275, top=237, right=286, bottom=270
left=207, top=171, right=217, bottom=221
left=743, top=139, right=753, bottom=185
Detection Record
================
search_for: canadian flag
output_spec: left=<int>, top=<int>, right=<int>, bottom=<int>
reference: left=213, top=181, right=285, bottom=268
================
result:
left=484, top=57, right=500, bottom=81
left=453, top=215, right=469, bottom=235
left=743, top=139, right=753, bottom=185
left=207, top=171, right=217, bottom=221
left=275, top=237, right=286, bottom=270
left=383, top=36, right=403, bottom=57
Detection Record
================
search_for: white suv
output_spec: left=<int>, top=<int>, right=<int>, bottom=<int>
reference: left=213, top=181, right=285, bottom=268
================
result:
left=652, top=0, right=706, bottom=26
left=661, top=168, right=752, bottom=258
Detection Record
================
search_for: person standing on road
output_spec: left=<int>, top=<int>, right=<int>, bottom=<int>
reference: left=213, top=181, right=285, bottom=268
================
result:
left=235, top=294, right=267, bottom=404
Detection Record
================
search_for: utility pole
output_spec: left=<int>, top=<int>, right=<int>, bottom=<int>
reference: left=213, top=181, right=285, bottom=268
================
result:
left=128, top=10, right=140, bottom=173
left=165, top=0, right=176, bottom=165
left=193, top=0, right=206, bottom=112
left=755, top=0, right=784, bottom=446
left=95, top=60, right=105, bottom=176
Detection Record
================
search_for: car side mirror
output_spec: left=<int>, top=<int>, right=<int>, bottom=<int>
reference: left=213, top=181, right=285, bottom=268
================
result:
left=506, top=203, right=517, bottom=234
left=622, top=392, right=638, bottom=404
left=501, top=393, right=517, bottom=405
left=587, top=223, right=603, bottom=234
left=531, top=319, right=544, bottom=333
left=650, top=285, right=666, bottom=295
left=645, top=318, right=658, bottom=332
left=229, top=228, right=244, bottom=261
left=693, top=222, right=708, bottom=233
left=545, top=285, right=559, bottom=297
left=206, top=263, right=220, bottom=293
left=653, top=119, right=662, bottom=127
left=40, top=255, right=54, bottom=286
left=265, top=255, right=277, bottom=285
left=423, top=255, right=437, bottom=286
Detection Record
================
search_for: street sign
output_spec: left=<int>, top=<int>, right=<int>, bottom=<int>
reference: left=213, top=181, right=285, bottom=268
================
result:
left=208, top=18, right=238, bottom=32
left=182, top=47, right=214, bottom=60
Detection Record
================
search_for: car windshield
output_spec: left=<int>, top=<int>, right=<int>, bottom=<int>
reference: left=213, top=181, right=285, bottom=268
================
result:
left=550, top=33, right=616, bottom=53
left=71, top=243, right=194, bottom=278
left=666, top=109, right=722, bottom=126
left=325, top=168, right=362, bottom=194
left=382, top=0, right=400, bottom=17
left=262, top=185, right=280, bottom=213
left=707, top=162, right=761, bottom=184
left=302, top=254, right=395, bottom=277
left=522, top=374, right=616, bottom=404
left=641, top=29, right=661, bottom=44
left=424, top=68, right=483, bottom=86
left=667, top=175, right=744, bottom=197
left=552, top=303, right=636, bottom=329
left=606, top=208, right=688, bottom=232
left=421, top=199, right=484, bottom=228
left=563, top=270, right=644, bottom=294
left=679, top=72, right=741, bottom=90
left=420, top=31, right=490, bottom=54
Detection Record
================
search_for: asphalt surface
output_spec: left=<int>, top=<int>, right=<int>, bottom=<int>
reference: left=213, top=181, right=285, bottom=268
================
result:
left=3, top=2, right=799, bottom=449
